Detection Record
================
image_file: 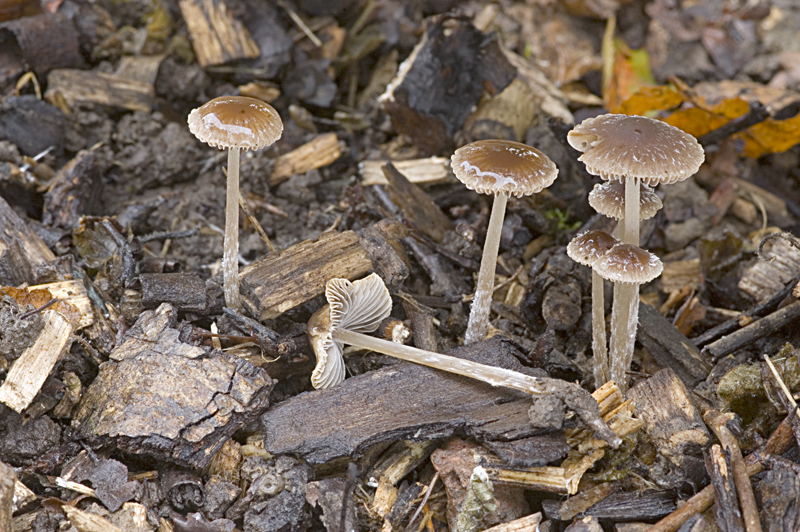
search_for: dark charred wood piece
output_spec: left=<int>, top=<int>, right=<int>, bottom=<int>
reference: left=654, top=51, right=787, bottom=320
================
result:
left=627, top=369, right=711, bottom=491
left=305, top=477, right=357, bottom=532
left=692, top=272, right=800, bottom=348
left=0, top=13, right=83, bottom=88
left=540, top=482, right=617, bottom=521
left=579, top=490, right=677, bottom=521
left=261, top=337, right=613, bottom=464
left=757, top=462, right=800, bottom=532
left=162, top=469, right=205, bottom=513
left=401, top=296, right=438, bottom=352
left=241, top=459, right=311, bottom=532
left=706, top=444, right=745, bottom=532
left=382, top=162, right=453, bottom=243
left=61, top=453, right=137, bottom=512
left=356, top=219, right=411, bottom=292
left=481, top=433, right=570, bottom=469
left=72, top=303, right=275, bottom=469
left=702, top=301, right=800, bottom=360
left=42, top=150, right=104, bottom=231
left=402, top=236, right=470, bottom=297
left=139, top=273, right=207, bottom=314
left=637, top=303, right=712, bottom=388
left=0, top=237, right=32, bottom=286
left=381, top=18, right=514, bottom=155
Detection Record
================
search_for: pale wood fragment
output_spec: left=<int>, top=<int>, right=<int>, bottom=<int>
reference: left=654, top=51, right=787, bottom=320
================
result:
left=732, top=177, right=792, bottom=227
left=115, top=55, right=165, bottom=86
left=360, top=156, right=450, bottom=186
left=13, top=478, right=35, bottom=512
left=63, top=506, right=125, bottom=532
left=270, top=133, right=342, bottom=185
left=45, top=69, right=154, bottom=112
left=462, top=78, right=539, bottom=142
left=34, top=280, right=93, bottom=330
left=0, top=309, right=75, bottom=413
left=500, top=48, right=573, bottom=123
left=239, top=231, right=373, bottom=320
left=0, top=195, right=55, bottom=267
left=481, top=513, right=541, bottom=532
left=739, top=236, right=800, bottom=301
left=179, top=0, right=260, bottom=67
left=660, top=258, right=701, bottom=294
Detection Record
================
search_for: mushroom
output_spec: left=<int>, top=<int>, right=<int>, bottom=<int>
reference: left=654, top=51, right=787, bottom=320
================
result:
left=588, top=180, right=662, bottom=222
left=450, top=139, right=558, bottom=344
left=566, top=230, right=619, bottom=386
left=568, top=114, right=703, bottom=390
left=594, top=243, right=663, bottom=388
left=188, top=96, right=283, bottom=310
left=307, top=273, right=622, bottom=448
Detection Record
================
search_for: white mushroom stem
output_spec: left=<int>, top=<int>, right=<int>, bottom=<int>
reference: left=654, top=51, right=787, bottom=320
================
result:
left=332, top=327, right=621, bottom=448
left=224, top=146, right=241, bottom=311
left=609, top=176, right=641, bottom=392
left=591, top=269, right=609, bottom=385
left=465, top=191, right=508, bottom=344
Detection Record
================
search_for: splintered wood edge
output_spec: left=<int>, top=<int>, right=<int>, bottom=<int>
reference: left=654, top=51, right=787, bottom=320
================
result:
left=360, top=157, right=452, bottom=186
left=33, top=280, right=94, bottom=330
left=0, top=309, right=74, bottom=413
left=271, top=133, right=343, bottom=185
left=63, top=506, right=125, bottom=532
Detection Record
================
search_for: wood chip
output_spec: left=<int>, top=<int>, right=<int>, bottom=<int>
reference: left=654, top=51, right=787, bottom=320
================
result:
left=660, top=258, right=701, bottom=294
left=270, top=133, right=342, bottom=185
left=115, top=55, right=165, bottom=86
left=45, top=69, right=154, bottom=112
left=360, top=156, right=451, bottom=187
left=739, top=236, right=800, bottom=301
left=178, top=0, right=260, bottom=67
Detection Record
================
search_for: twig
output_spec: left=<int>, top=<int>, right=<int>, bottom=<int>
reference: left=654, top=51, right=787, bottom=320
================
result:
left=757, top=231, right=800, bottom=263
left=702, top=301, right=800, bottom=360
left=698, top=101, right=770, bottom=147
left=239, top=192, right=275, bottom=253
left=406, top=472, right=439, bottom=530
left=139, top=228, right=199, bottom=243
left=17, top=299, right=58, bottom=320
left=277, top=0, right=322, bottom=46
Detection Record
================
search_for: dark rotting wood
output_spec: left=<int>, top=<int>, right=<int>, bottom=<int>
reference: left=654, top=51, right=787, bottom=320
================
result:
left=702, top=301, right=800, bottom=360
left=140, top=272, right=208, bottom=313
left=706, top=444, right=745, bottom=532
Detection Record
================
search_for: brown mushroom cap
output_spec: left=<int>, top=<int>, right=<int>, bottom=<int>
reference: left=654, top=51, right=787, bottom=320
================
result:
left=566, top=230, right=619, bottom=268
left=567, top=114, right=704, bottom=186
left=451, top=139, right=558, bottom=198
left=188, top=96, right=283, bottom=151
left=588, top=180, right=662, bottom=221
left=594, top=243, right=663, bottom=284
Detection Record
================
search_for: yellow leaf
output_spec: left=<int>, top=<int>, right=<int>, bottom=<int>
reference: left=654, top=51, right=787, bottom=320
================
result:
left=614, top=85, right=685, bottom=115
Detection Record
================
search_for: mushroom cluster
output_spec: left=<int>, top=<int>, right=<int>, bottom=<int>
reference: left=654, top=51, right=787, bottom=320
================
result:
left=567, top=114, right=704, bottom=390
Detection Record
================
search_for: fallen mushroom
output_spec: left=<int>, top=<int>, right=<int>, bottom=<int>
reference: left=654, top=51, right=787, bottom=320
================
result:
left=307, top=273, right=622, bottom=448
left=450, top=139, right=558, bottom=344
left=188, top=96, right=283, bottom=310
left=566, top=230, right=619, bottom=386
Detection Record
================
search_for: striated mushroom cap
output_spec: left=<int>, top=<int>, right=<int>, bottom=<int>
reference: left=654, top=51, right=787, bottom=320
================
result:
left=307, top=273, right=392, bottom=389
left=567, top=114, right=704, bottom=186
left=567, top=230, right=619, bottom=268
left=450, top=139, right=558, bottom=198
left=594, top=243, right=663, bottom=284
left=188, top=96, right=283, bottom=151
left=588, top=180, right=662, bottom=221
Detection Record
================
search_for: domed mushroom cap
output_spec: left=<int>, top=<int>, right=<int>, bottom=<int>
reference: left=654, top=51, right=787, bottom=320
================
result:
left=307, top=273, right=392, bottom=389
left=567, top=114, right=704, bottom=186
left=188, top=96, right=283, bottom=151
left=594, top=243, right=663, bottom=284
left=588, top=180, right=662, bottom=220
left=451, top=139, right=558, bottom=198
left=567, top=230, right=619, bottom=267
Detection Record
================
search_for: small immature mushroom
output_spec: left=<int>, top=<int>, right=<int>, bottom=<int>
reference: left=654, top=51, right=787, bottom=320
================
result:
left=188, top=96, right=283, bottom=310
left=593, top=243, right=663, bottom=388
left=588, top=180, right=662, bottom=222
left=451, top=139, right=558, bottom=344
left=308, top=273, right=622, bottom=448
left=566, top=230, right=619, bottom=386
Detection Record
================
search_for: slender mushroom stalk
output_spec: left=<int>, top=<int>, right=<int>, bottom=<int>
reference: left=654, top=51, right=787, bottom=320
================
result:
left=568, top=114, right=703, bottom=389
left=450, top=140, right=558, bottom=344
left=188, top=96, right=283, bottom=310
left=567, top=230, right=619, bottom=386
left=308, top=274, right=622, bottom=448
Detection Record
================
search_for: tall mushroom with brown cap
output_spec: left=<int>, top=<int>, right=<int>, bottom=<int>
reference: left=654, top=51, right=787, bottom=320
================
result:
left=450, top=139, right=558, bottom=344
left=566, top=230, right=619, bottom=386
left=594, top=243, right=663, bottom=388
left=188, top=96, right=283, bottom=310
left=307, top=273, right=622, bottom=448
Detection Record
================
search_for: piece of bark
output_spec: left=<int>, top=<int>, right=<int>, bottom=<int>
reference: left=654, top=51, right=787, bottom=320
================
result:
left=0, top=238, right=32, bottom=286
left=61, top=453, right=138, bottom=513
left=305, top=478, right=356, bottom=532
left=627, top=369, right=711, bottom=491
left=178, top=0, right=260, bottom=67
left=660, top=258, right=702, bottom=294
left=139, top=273, right=208, bottom=314
left=637, top=303, right=712, bottom=388
left=0, top=95, right=66, bottom=158
left=579, top=491, right=677, bottom=521
left=42, top=150, right=104, bottom=230
left=706, top=444, right=745, bottom=532
left=542, top=483, right=617, bottom=521
left=461, top=78, right=539, bottom=143
left=401, top=295, right=438, bottom=352
left=270, top=133, right=342, bottom=186
left=757, top=463, right=800, bottom=532
left=565, top=516, right=603, bottom=532
left=702, top=301, right=800, bottom=360
left=482, top=513, right=542, bottom=532
left=0, top=194, right=55, bottom=267
left=115, top=55, right=165, bottom=86
left=72, top=303, right=274, bottom=469
left=379, top=18, right=514, bottom=154
left=241, top=460, right=311, bottom=532
left=500, top=47, right=574, bottom=123
left=0, top=461, right=14, bottom=532
left=382, top=162, right=452, bottom=243
left=0, top=13, right=83, bottom=87
left=239, top=230, right=372, bottom=320
left=261, top=337, right=603, bottom=464
left=401, top=235, right=470, bottom=297
left=62, top=506, right=125, bottom=532
left=360, top=157, right=451, bottom=187
left=740, top=236, right=800, bottom=301
left=45, top=69, right=154, bottom=112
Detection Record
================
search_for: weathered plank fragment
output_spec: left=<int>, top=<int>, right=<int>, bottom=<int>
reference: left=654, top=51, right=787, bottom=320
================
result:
left=72, top=304, right=274, bottom=469
left=270, top=133, right=342, bottom=185
left=45, top=69, right=154, bottom=112
left=360, top=156, right=450, bottom=187
left=179, top=0, right=260, bottom=67
left=382, top=162, right=452, bottom=242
